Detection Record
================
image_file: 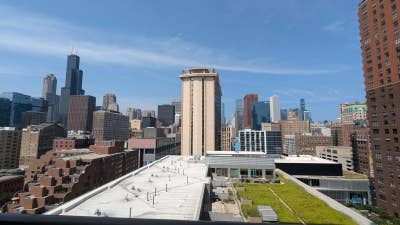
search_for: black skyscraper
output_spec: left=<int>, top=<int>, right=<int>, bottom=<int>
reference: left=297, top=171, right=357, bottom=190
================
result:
left=157, top=104, right=175, bottom=126
left=299, top=98, right=305, bottom=120
left=59, top=55, right=85, bottom=127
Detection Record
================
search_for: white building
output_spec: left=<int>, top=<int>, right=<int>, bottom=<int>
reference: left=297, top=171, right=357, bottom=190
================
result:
left=238, top=129, right=282, bottom=155
left=269, top=95, right=280, bottom=123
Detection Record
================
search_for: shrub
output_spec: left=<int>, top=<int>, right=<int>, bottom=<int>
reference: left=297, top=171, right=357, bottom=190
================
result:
left=247, top=206, right=259, bottom=217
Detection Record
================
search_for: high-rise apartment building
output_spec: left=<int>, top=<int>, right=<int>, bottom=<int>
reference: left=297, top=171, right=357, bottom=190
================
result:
left=270, top=95, right=281, bottom=123
left=157, top=104, right=175, bottom=126
left=102, top=93, right=119, bottom=112
left=221, top=124, right=235, bottom=151
left=67, top=95, right=96, bottom=132
left=252, top=101, right=270, bottom=130
left=0, top=127, right=21, bottom=169
left=352, top=124, right=373, bottom=177
left=59, top=55, right=85, bottom=127
left=19, top=123, right=67, bottom=168
left=42, top=74, right=59, bottom=122
left=180, top=68, right=222, bottom=155
left=359, top=0, right=400, bottom=215
left=92, top=110, right=129, bottom=141
left=243, top=94, right=258, bottom=129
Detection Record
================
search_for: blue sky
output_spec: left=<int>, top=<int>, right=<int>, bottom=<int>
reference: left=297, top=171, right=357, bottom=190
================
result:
left=0, top=0, right=364, bottom=121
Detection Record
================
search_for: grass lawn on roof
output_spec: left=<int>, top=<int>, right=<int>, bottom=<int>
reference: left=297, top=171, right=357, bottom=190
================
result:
left=236, top=174, right=357, bottom=225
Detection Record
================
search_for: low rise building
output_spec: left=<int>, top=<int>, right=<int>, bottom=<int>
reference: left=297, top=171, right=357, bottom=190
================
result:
left=0, top=175, right=24, bottom=196
left=276, top=155, right=370, bottom=206
left=128, top=137, right=180, bottom=166
left=45, top=156, right=211, bottom=221
left=261, top=122, right=280, bottom=131
left=316, top=146, right=354, bottom=172
left=6, top=142, right=139, bottom=214
left=130, top=119, right=141, bottom=131
left=284, top=134, right=332, bottom=155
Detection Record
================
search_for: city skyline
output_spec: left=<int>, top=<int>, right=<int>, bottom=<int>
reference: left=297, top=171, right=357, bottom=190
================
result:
left=0, top=1, right=364, bottom=121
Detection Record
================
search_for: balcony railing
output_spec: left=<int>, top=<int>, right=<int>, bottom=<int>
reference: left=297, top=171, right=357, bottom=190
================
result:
left=0, top=214, right=293, bottom=225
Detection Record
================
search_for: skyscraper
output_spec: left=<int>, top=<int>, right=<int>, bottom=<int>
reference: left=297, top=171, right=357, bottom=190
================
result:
left=299, top=98, right=306, bottom=120
left=59, top=54, right=85, bottom=127
left=0, top=98, right=11, bottom=127
left=126, top=108, right=142, bottom=120
left=92, top=111, right=129, bottom=141
left=180, top=68, right=222, bottom=156
left=102, top=93, right=119, bottom=112
left=171, top=99, right=182, bottom=114
left=221, top=103, right=226, bottom=125
left=0, top=92, right=47, bottom=128
left=67, top=95, right=96, bottom=132
left=42, top=74, right=59, bottom=122
left=304, top=110, right=312, bottom=121
left=142, top=110, right=156, bottom=118
left=157, top=104, right=175, bottom=126
left=270, top=95, right=281, bottom=123
left=243, top=94, right=258, bottom=129
left=0, top=127, right=21, bottom=169
left=234, top=99, right=244, bottom=133
left=252, top=101, right=270, bottom=130
left=359, top=0, right=400, bottom=216
left=280, top=108, right=288, bottom=121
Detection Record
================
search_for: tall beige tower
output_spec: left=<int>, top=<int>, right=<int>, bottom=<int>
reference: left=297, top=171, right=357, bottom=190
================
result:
left=180, top=68, right=222, bottom=156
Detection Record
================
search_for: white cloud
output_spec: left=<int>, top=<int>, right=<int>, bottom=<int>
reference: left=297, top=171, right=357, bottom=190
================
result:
left=323, top=20, right=345, bottom=32
left=0, top=5, right=344, bottom=76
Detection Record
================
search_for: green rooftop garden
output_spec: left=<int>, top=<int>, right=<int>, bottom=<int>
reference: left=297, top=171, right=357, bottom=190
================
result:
left=236, top=174, right=357, bottom=225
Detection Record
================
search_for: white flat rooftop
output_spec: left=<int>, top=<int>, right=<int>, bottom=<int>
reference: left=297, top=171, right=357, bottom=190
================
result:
left=46, top=155, right=210, bottom=220
left=207, top=151, right=266, bottom=155
left=275, top=155, right=337, bottom=164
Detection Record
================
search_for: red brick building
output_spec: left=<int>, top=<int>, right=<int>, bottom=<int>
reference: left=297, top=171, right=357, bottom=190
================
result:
left=53, top=137, right=95, bottom=150
left=6, top=142, right=139, bottom=214
left=0, top=175, right=24, bottom=196
left=352, top=126, right=373, bottom=177
left=359, top=0, right=400, bottom=216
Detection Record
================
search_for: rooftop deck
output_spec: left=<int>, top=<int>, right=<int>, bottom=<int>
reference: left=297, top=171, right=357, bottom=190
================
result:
left=46, top=156, right=210, bottom=221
